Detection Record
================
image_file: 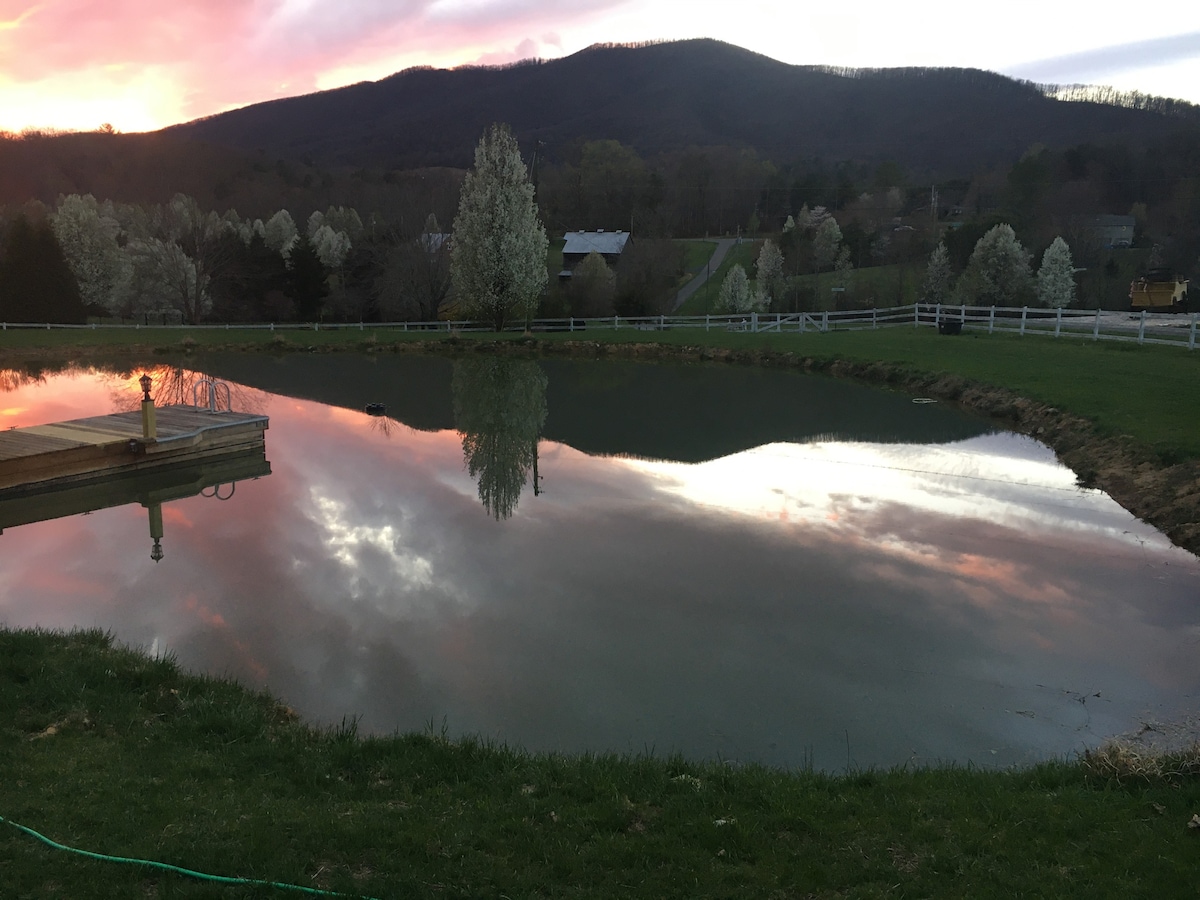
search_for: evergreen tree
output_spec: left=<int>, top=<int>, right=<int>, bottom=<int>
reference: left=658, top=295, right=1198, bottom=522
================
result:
left=0, top=214, right=86, bottom=323
left=286, top=233, right=329, bottom=322
left=451, top=123, right=548, bottom=331
left=1037, top=237, right=1076, bottom=309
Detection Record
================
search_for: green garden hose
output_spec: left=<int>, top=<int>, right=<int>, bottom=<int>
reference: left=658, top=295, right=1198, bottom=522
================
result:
left=0, top=813, right=381, bottom=898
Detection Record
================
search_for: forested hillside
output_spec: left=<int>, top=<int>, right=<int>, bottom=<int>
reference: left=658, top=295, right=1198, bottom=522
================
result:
left=168, top=39, right=1199, bottom=174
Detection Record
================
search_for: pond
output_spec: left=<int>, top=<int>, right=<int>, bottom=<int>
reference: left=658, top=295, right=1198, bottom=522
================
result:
left=1, top=354, right=1197, bottom=772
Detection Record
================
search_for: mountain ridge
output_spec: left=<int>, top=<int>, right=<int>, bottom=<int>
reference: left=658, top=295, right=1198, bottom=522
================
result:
left=166, top=38, right=1200, bottom=175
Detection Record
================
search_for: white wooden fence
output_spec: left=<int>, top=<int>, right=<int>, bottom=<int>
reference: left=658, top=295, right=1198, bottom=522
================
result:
left=3, top=304, right=1198, bottom=350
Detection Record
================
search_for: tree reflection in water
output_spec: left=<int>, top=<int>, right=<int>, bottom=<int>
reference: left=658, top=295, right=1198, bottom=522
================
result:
left=452, top=357, right=548, bottom=520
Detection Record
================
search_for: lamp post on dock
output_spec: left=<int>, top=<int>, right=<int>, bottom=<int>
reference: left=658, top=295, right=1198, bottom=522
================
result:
left=139, top=373, right=157, bottom=441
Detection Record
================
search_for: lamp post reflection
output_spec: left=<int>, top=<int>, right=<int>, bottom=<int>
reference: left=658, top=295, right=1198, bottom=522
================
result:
left=452, top=357, right=548, bottom=520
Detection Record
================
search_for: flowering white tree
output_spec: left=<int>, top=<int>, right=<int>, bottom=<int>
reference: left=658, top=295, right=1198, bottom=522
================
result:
left=451, top=123, right=548, bottom=331
left=1037, top=236, right=1076, bottom=309
left=50, top=194, right=130, bottom=313
left=922, top=242, right=954, bottom=304
left=716, top=264, right=765, bottom=313
left=310, top=224, right=352, bottom=269
left=263, top=210, right=299, bottom=258
left=961, top=223, right=1033, bottom=306
left=812, top=216, right=843, bottom=272
left=755, top=238, right=785, bottom=307
left=123, top=237, right=210, bottom=322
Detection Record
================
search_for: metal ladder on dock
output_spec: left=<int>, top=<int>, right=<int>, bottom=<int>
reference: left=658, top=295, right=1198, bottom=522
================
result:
left=192, top=377, right=232, bottom=413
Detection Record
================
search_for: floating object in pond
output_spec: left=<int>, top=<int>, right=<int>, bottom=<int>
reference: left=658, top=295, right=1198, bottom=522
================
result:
left=912, top=398, right=937, bottom=404
left=364, top=403, right=387, bottom=416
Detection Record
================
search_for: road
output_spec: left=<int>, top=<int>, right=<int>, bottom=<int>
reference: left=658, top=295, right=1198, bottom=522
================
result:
left=673, top=238, right=739, bottom=312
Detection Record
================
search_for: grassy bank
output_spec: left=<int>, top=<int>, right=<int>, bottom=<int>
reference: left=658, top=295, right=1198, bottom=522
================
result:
left=2, top=629, right=1198, bottom=898
left=4, top=323, right=1200, bottom=460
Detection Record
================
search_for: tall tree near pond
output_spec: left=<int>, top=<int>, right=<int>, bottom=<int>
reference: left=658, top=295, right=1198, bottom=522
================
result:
left=1037, top=236, right=1076, bottom=309
left=452, top=124, right=548, bottom=331
left=960, top=223, right=1033, bottom=307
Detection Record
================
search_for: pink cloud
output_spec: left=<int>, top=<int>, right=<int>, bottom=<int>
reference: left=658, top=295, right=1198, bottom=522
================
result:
left=0, top=0, right=631, bottom=127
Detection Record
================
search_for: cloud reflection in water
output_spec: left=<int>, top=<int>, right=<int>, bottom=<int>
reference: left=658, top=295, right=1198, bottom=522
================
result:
left=0, top=369, right=1196, bottom=771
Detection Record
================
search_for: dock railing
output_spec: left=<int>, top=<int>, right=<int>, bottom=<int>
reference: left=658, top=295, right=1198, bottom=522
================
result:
left=4, top=305, right=1198, bottom=350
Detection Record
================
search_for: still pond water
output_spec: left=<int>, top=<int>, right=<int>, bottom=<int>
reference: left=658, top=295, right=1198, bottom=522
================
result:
left=1, top=354, right=1197, bottom=771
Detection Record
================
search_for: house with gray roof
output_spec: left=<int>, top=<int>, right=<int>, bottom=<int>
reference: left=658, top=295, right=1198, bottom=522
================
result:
left=560, top=229, right=631, bottom=278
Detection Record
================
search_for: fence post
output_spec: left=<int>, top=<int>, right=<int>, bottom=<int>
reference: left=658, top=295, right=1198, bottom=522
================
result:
left=821, top=310, right=829, bottom=332
left=989, top=306, right=995, bottom=334
left=1190, top=314, right=1197, bottom=351
left=751, top=312, right=758, bottom=333
left=705, top=314, right=710, bottom=332
left=800, top=314, right=806, bottom=335
left=1055, top=306, right=1062, bottom=337
left=872, top=308, right=877, bottom=329
left=914, top=304, right=919, bottom=328
left=660, top=314, right=666, bottom=331
left=614, top=316, right=618, bottom=330
left=960, top=304, right=966, bottom=328
left=1020, top=307, right=1027, bottom=336
left=1093, top=307, right=1101, bottom=341
left=569, top=317, right=575, bottom=333
left=1138, top=310, right=1146, bottom=344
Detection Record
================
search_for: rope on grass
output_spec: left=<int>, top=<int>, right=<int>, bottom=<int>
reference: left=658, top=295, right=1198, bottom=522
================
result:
left=0, top=814, right=380, bottom=899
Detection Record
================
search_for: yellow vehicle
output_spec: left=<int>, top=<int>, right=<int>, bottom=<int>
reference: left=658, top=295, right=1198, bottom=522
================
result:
left=1129, top=267, right=1189, bottom=312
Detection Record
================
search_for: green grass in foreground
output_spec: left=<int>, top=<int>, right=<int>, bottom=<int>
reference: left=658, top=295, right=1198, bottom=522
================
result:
left=4, top=323, right=1200, bottom=461
left=2, top=629, right=1198, bottom=898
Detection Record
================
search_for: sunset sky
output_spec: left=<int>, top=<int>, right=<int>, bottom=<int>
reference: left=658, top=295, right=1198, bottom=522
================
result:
left=1, top=1, right=1198, bottom=134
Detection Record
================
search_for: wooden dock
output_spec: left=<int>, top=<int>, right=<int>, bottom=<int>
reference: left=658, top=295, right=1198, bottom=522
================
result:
left=0, top=405, right=269, bottom=495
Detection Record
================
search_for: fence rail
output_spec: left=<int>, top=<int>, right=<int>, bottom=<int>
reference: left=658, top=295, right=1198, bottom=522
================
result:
left=3, top=304, right=1198, bottom=350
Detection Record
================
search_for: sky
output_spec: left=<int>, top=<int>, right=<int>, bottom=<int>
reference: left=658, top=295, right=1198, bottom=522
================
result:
left=1, top=2, right=1199, bottom=137
left=7, top=1, right=1200, bottom=135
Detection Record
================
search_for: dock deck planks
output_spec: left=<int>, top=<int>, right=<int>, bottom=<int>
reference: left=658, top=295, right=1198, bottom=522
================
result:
left=0, top=405, right=269, bottom=493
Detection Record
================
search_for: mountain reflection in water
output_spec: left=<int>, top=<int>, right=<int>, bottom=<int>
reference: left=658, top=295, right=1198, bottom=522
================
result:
left=0, top=360, right=1197, bottom=772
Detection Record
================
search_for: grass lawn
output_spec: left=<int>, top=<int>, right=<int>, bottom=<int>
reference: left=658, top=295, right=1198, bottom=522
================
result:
left=2, top=629, right=1198, bottom=898
left=676, top=238, right=717, bottom=276
left=787, top=262, right=927, bottom=310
